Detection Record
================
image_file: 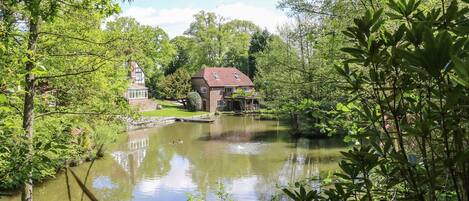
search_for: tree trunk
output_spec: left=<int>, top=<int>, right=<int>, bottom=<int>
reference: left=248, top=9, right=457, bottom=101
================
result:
left=181, top=99, right=187, bottom=109
left=21, top=18, right=39, bottom=201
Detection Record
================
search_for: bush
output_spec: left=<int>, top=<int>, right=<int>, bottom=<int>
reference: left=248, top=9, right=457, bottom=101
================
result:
left=186, top=92, right=202, bottom=111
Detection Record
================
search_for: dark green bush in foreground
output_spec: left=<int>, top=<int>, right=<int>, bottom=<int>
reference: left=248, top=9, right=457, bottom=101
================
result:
left=283, top=0, right=469, bottom=200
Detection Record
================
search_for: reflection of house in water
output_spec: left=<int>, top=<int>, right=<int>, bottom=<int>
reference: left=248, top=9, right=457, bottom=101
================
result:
left=201, top=115, right=276, bottom=155
left=207, top=115, right=273, bottom=142
left=111, top=129, right=150, bottom=183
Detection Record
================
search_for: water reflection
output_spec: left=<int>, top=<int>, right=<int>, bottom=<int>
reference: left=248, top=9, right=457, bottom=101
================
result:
left=1, top=115, right=346, bottom=201
left=112, top=129, right=150, bottom=184
left=133, top=155, right=197, bottom=201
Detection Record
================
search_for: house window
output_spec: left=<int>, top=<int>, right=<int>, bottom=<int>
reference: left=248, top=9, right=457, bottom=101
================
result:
left=200, top=87, right=207, bottom=93
left=217, top=100, right=225, bottom=107
left=128, top=89, right=147, bottom=99
left=135, top=68, right=144, bottom=84
left=224, top=87, right=233, bottom=94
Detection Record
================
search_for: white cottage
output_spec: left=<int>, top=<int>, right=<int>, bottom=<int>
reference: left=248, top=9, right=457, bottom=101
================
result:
left=125, top=62, right=156, bottom=111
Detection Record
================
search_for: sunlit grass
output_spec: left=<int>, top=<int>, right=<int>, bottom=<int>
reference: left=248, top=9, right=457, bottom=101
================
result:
left=141, top=99, right=209, bottom=117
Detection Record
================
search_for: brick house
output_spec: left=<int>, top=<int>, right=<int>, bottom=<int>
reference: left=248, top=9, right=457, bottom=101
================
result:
left=124, top=62, right=156, bottom=111
left=191, top=67, right=259, bottom=112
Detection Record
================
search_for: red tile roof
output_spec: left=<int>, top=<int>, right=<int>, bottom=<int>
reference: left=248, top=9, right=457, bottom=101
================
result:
left=192, top=67, right=254, bottom=87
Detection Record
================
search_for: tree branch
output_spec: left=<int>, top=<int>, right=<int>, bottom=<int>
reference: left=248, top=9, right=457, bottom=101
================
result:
left=35, top=111, right=118, bottom=119
left=39, top=31, right=121, bottom=45
left=46, top=51, right=105, bottom=57
left=35, top=62, right=108, bottom=80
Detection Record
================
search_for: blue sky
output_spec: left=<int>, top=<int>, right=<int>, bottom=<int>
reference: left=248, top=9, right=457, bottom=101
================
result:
left=119, top=0, right=289, bottom=38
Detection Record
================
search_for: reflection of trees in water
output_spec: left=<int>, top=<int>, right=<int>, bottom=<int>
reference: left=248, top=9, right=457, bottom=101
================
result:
left=205, top=115, right=285, bottom=142
left=253, top=138, right=345, bottom=200
left=31, top=130, right=155, bottom=201
left=283, top=139, right=320, bottom=185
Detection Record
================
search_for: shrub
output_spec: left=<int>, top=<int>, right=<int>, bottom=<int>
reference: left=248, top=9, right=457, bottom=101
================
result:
left=186, top=92, right=202, bottom=111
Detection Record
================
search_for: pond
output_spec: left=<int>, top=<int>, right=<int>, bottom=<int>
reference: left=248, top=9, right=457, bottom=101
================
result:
left=1, top=115, right=346, bottom=201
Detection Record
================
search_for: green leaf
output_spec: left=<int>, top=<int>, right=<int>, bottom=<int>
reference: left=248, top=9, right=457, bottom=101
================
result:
left=451, top=57, right=469, bottom=87
left=0, top=106, right=12, bottom=112
left=282, top=188, right=300, bottom=201
left=0, top=94, right=6, bottom=103
left=450, top=74, right=469, bottom=88
left=394, top=24, right=406, bottom=42
left=371, top=8, right=384, bottom=26
left=341, top=47, right=365, bottom=57
left=21, top=56, right=29, bottom=63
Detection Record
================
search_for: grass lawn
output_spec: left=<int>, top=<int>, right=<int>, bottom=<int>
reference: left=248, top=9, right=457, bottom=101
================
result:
left=141, top=99, right=208, bottom=117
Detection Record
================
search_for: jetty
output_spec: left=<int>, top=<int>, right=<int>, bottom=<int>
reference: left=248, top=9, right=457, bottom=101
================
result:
left=175, top=117, right=215, bottom=123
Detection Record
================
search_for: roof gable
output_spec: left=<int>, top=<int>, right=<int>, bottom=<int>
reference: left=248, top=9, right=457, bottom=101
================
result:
left=192, top=67, right=254, bottom=87
left=130, top=61, right=145, bottom=75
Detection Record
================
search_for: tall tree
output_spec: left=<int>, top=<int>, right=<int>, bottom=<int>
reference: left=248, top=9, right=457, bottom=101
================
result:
left=184, top=11, right=260, bottom=74
left=223, top=19, right=260, bottom=75
left=158, top=68, right=192, bottom=106
left=248, top=29, right=272, bottom=79
left=105, top=17, right=176, bottom=78
left=254, top=0, right=362, bottom=135
left=0, top=1, right=129, bottom=200
left=165, top=36, right=196, bottom=75
left=185, top=11, right=225, bottom=68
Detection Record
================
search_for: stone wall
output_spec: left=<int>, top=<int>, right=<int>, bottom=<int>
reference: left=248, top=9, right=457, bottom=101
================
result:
left=209, top=87, right=223, bottom=112
left=126, top=113, right=213, bottom=131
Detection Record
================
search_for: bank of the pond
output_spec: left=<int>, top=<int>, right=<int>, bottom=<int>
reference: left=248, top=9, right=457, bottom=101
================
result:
left=127, top=113, right=214, bottom=130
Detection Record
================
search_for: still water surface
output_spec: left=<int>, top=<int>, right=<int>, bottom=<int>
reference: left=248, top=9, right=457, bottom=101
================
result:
left=2, top=115, right=346, bottom=201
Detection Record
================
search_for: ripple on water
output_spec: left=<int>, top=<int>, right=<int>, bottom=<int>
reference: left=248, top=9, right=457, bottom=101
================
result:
left=226, top=143, right=265, bottom=155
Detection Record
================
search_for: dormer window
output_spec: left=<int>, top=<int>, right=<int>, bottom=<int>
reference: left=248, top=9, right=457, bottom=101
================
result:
left=135, top=67, right=144, bottom=84
left=213, top=72, right=219, bottom=80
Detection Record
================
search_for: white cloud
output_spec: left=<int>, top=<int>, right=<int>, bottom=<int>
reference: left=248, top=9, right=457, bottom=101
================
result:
left=121, top=7, right=201, bottom=36
left=121, top=3, right=289, bottom=38
left=213, top=3, right=289, bottom=32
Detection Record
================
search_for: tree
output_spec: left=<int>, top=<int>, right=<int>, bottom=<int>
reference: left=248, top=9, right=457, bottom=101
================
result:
left=105, top=17, right=175, bottom=77
left=0, top=1, right=130, bottom=200
left=252, top=0, right=363, bottom=135
left=284, top=0, right=469, bottom=200
left=186, top=92, right=202, bottom=111
left=247, top=29, right=272, bottom=79
left=158, top=68, right=192, bottom=106
left=185, top=11, right=225, bottom=68
left=165, top=36, right=196, bottom=75
left=223, top=19, right=260, bottom=75
left=335, top=1, right=469, bottom=199
left=105, top=17, right=176, bottom=97
left=184, top=11, right=260, bottom=74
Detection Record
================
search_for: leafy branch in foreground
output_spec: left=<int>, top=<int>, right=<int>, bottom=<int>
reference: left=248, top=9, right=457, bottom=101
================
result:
left=283, top=0, right=469, bottom=200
